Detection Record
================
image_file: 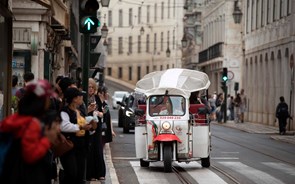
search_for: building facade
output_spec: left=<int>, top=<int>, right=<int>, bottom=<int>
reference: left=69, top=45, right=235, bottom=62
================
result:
left=196, top=0, right=244, bottom=96
left=100, top=0, right=184, bottom=85
left=243, top=0, right=294, bottom=129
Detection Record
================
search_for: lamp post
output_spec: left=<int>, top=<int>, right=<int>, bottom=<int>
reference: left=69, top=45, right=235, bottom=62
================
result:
left=101, top=0, right=110, bottom=7
left=140, top=26, right=145, bottom=35
left=181, top=34, right=188, bottom=48
left=166, top=47, right=171, bottom=58
left=232, top=0, right=242, bottom=24
left=101, top=23, right=109, bottom=38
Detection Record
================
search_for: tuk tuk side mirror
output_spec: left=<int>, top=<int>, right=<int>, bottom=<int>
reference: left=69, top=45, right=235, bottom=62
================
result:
left=135, top=108, right=145, bottom=116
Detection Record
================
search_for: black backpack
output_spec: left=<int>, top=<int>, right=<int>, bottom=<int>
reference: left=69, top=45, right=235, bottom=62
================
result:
left=277, top=103, right=289, bottom=118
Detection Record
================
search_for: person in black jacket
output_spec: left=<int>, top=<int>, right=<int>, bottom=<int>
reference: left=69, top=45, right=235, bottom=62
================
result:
left=276, top=96, right=292, bottom=135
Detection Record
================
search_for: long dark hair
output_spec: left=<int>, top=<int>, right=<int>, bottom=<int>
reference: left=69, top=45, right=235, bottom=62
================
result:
left=18, top=92, right=48, bottom=117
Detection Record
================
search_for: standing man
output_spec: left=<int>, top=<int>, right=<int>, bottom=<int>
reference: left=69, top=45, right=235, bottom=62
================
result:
left=15, top=72, right=35, bottom=100
left=239, top=89, right=247, bottom=123
left=276, top=96, right=292, bottom=135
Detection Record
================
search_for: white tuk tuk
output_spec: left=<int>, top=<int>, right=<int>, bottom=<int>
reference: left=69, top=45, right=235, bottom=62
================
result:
left=134, top=68, right=211, bottom=172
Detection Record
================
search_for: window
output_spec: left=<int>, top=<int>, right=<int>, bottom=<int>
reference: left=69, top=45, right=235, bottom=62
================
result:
left=267, top=0, right=270, bottom=24
left=167, top=31, right=170, bottom=48
left=138, top=35, right=141, bottom=53
left=118, top=67, right=122, bottom=78
left=168, top=0, right=170, bottom=18
left=166, top=64, right=169, bottom=69
left=154, top=33, right=157, bottom=52
left=273, top=0, right=276, bottom=21
left=129, top=8, right=133, bottom=26
left=161, top=2, right=164, bottom=20
left=173, top=0, right=176, bottom=17
left=107, top=67, right=112, bottom=76
left=129, top=66, right=132, bottom=80
left=128, top=36, right=132, bottom=54
left=161, top=32, right=164, bottom=51
left=154, top=4, right=157, bottom=23
left=108, top=10, right=112, bottom=27
left=147, top=5, right=150, bottom=24
left=138, top=7, right=142, bottom=24
left=280, top=0, right=283, bottom=18
left=261, top=0, right=264, bottom=26
left=119, top=37, right=123, bottom=54
left=146, top=66, right=149, bottom=74
left=287, top=0, right=291, bottom=15
left=137, top=66, right=141, bottom=80
left=119, top=9, right=123, bottom=27
left=160, top=65, right=163, bottom=70
left=146, top=34, right=150, bottom=53
left=172, top=30, right=175, bottom=49
left=107, top=37, right=112, bottom=55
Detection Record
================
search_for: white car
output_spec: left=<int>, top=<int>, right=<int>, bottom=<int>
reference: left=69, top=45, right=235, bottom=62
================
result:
left=112, top=91, right=130, bottom=109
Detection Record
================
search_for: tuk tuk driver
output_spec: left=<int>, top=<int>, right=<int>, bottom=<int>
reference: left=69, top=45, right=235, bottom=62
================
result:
left=159, top=97, right=183, bottom=115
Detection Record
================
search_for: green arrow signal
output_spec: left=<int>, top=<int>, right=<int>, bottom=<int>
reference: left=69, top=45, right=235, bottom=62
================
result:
left=84, top=18, right=95, bottom=31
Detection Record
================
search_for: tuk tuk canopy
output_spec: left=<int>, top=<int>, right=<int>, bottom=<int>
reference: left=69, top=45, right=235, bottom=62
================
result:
left=135, top=68, right=210, bottom=98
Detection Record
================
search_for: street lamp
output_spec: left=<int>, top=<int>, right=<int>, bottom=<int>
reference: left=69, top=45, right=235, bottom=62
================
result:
left=166, top=47, right=171, bottom=58
left=140, top=26, right=144, bottom=35
left=103, top=39, right=108, bottom=48
left=232, top=0, right=242, bottom=24
left=101, top=0, right=110, bottom=7
left=101, top=23, right=109, bottom=38
left=181, top=34, right=188, bottom=48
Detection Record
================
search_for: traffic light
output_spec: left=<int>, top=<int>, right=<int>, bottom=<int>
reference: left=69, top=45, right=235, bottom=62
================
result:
left=222, top=67, right=228, bottom=82
left=79, top=0, right=100, bottom=33
left=220, top=81, right=227, bottom=92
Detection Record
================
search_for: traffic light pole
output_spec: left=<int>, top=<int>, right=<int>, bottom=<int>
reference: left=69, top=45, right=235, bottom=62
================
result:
left=82, top=34, right=90, bottom=105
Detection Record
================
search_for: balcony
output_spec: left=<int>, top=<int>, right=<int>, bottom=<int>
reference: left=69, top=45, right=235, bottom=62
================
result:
left=199, top=42, right=224, bottom=63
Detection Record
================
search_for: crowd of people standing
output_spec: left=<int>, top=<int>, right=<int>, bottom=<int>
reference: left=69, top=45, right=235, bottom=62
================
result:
left=0, top=72, right=115, bottom=184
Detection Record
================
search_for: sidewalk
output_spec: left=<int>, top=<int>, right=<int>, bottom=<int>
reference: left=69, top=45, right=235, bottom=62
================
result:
left=89, top=143, right=119, bottom=184
left=213, top=120, right=295, bottom=144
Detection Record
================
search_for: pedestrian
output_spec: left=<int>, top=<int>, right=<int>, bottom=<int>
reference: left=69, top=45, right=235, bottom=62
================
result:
left=59, top=87, right=93, bottom=184
left=11, top=75, right=19, bottom=113
left=97, top=86, right=116, bottom=146
left=208, top=94, right=216, bottom=121
left=239, top=89, right=247, bottom=123
left=216, top=93, right=224, bottom=122
left=0, top=80, right=61, bottom=184
left=12, top=75, right=19, bottom=96
left=234, top=93, right=242, bottom=123
left=15, top=72, right=34, bottom=100
left=275, top=96, right=293, bottom=135
left=86, top=78, right=105, bottom=181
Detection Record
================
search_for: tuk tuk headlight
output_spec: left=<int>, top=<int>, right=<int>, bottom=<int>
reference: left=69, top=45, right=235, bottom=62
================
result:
left=162, top=121, right=171, bottom=130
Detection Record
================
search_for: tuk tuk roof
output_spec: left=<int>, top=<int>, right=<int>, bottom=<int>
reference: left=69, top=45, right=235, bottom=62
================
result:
left=135, top=68, right=210, bottom=98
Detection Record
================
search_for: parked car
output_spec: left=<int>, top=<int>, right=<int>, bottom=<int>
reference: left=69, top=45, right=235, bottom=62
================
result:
left=117, top=92, right=146, bottom=133
left=112, top=91, right=130, bottom=109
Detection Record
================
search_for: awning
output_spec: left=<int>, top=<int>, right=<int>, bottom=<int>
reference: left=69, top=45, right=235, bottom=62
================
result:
left=135, top=68, right=210, bottom=98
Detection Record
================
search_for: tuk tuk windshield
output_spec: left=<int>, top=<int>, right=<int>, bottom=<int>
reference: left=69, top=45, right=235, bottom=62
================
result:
left=149, top=95, right=185, bottom=116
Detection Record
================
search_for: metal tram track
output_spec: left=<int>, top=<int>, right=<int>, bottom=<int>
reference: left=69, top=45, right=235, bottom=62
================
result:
left=212, top=134, right=295, bottom=167
left=172, top=165, right=193, bottom=184
left=172, top=164, right=240, bottom=184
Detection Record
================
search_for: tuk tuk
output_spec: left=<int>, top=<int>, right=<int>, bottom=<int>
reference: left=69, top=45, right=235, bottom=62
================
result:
left=134, top=68, right=211, bottom=172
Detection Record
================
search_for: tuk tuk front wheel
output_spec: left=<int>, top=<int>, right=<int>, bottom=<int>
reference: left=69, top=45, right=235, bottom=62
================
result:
left=201, top=156, right=210, bottom=167
left=140, top=158, right=149, bottom=167
left=163, top=145, right=172, bottom=172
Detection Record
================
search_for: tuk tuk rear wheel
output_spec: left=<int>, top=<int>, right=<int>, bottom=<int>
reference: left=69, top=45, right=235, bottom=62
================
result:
left=201, top=156, right=210, bottom=167
left=163, top=145, right=172, bottom=172
left=140, top=158, right=149, bottom=167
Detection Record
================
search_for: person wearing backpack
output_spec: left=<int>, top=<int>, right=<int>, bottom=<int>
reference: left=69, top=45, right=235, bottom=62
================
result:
left=0, top=80, right=61, bottom=184
left=276, top=96, right=293, bottom=135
